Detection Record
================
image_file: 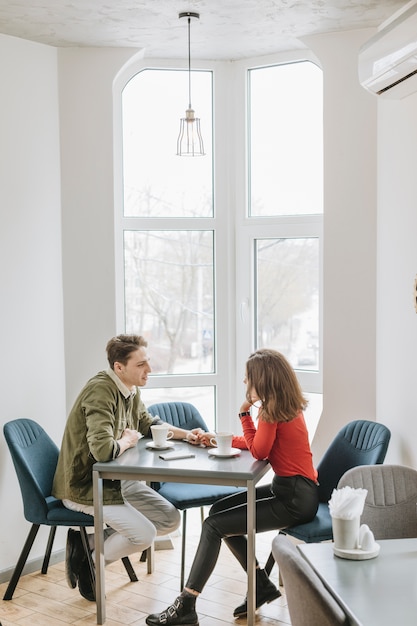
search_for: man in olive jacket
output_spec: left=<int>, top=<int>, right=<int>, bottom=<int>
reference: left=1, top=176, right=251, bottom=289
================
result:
left=53, top=334, right=203, bottom=600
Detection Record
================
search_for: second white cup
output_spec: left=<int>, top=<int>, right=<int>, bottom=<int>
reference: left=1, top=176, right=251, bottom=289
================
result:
left=210, top=432, right=233, bottom=455
left=151, top=424, right=174, bottom=447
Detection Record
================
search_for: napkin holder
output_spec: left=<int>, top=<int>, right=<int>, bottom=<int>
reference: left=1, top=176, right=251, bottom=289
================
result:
left=332, top=515, right=360, bottom=551
left=330, top=486, right=380, bottom=560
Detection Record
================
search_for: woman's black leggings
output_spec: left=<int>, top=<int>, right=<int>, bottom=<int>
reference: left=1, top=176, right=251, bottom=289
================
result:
left=185, top=474, right=318, bottom=593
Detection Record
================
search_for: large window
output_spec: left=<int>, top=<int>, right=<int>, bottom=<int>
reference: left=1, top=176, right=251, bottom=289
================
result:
left=255, top=237, right=320, bottom=372
left=116, top=57, right=323, bottom=433
left=237, top=60, right=323, bottom=404
left=120, top=67, right=216, bottom=428
left=248, top=62, right=323, bottom=217
left=124, top=229, right=214, bottom=375
left=122, top=69, right=213, bottom=219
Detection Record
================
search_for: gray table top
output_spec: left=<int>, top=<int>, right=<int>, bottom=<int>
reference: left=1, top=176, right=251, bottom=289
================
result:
left=93, top=437, right=270, bottom=486
left=298, top=538, right=417, bottom=626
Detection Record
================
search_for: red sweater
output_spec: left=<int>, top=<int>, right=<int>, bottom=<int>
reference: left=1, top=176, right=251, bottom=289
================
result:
left=232, top=412, right=317, bottom=483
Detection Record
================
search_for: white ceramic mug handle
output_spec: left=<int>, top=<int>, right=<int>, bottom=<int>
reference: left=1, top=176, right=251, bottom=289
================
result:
left=210, top=437, right=217, bottom=447
left=167, top=430, right=174, bottom=440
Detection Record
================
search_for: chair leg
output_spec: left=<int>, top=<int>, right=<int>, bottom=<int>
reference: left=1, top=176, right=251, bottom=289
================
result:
left=180, top=510, right=187, bottom=590
left=265, top=530, right=286, bottom=586
left=264, top=550, right=275, bottom=576
left=265, top=551, right=284, bottom=586
left=3, top=523, right=40, bottom=600
left=41, top=526, right=57, bottom=574
left=122, top=556, right=139, bottom=582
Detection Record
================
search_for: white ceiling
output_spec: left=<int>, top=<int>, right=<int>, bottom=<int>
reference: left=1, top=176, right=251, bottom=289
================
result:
left=0, top=0, right=410, bottom=60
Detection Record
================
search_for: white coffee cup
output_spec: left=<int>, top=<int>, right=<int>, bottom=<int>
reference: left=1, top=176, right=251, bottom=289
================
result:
left=209, top=432, right=233, bottom=455
left=151, top=424, right=174, bottom=447
left=332, top=515, right=360, bottom=550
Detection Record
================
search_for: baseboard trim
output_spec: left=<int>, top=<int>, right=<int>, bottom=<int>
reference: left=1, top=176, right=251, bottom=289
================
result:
left=0, top=536, right=175, bottom=584
left=0, top=549, right=65, bottom=584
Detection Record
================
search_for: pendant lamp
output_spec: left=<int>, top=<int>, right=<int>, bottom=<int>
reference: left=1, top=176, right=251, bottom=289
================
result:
left=177, top=12, right=205, bottom=157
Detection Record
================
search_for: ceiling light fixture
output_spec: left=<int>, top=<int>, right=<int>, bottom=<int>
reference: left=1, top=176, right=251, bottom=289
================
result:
left=177, top=11, right=205, bottom=157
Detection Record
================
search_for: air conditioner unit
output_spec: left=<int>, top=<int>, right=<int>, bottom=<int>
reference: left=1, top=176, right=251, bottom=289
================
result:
left=358, top=0, right=417, bottom=99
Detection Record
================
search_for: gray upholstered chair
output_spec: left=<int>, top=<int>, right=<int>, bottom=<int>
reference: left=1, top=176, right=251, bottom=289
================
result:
left=271, top=533, right=349, bottom=626
left=337, top=464, right=417, bottom=539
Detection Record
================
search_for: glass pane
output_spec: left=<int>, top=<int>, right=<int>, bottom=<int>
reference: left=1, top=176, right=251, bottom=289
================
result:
left=249, top=61, right=323, bottom=216
left=122, top=69, right=213, bottom=218
left=141, top=386, right=216, bottom=432
left=124, top=230, right=214, bottom=375
left=255, top=237, right=319, bottom=371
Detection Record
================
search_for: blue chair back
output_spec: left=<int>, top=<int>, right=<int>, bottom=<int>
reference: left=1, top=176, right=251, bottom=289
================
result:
left=3, top=418, right=137, bottom=601
left=3, top=418, right=93, bottom=526
left=147, top=402, right=209, bottom=492
left=316, top=420, right=391, bottom=503
left=148, top=401, right=208, bottom=430
left=146, top=401, right=244, bottom=589
left=264, top=419, right=391, bottom=568
left=4, top=419, right=60, bottom=524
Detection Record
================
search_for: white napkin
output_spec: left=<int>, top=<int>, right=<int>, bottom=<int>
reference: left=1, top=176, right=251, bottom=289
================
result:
left=328, top=486, right=368, bottom=520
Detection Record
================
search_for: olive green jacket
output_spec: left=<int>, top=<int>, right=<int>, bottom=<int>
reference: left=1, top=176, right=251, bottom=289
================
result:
left=52, top=370, right=155, bottom=505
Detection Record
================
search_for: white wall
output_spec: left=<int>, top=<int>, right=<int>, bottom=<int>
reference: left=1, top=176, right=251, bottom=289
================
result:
left=0, top=35, right=65, bottom=573
left=303, top=30, right=379, bottom=460
left=377, top=90, right=417, bottom=466
left=58, top=47, right=140, bottom=411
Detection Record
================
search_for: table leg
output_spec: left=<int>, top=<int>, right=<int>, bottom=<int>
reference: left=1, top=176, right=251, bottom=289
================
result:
left=146, top=544, right=154, bottom=574
left=247, top=479, right=256, bottom=626
left=93, top=470, right=106, bottom=625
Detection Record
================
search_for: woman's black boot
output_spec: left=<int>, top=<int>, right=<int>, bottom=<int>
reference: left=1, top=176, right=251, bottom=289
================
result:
left=233, top=568, right=281, bottom=618
left=146, top=591, right=199, bottom=625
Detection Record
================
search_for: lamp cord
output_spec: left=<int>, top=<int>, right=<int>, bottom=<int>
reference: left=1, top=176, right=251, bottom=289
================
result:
left=187, top=17, right=192, bottom=109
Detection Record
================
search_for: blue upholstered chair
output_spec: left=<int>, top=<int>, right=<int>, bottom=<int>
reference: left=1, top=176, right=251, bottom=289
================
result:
left=147, top=402, right=245, bottom=589
left=3, top=418, right=137, bottom=601
left=265, top=419, right=391, bottom=576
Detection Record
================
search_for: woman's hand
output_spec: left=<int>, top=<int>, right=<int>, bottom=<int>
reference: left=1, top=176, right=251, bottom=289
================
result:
left=185, top=428, right=206, bottom=445
left=198, top=431, right=217, bottom=447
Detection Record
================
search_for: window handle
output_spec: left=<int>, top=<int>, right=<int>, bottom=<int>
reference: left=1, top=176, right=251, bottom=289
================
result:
left=240, top=299, right=249, bottom=322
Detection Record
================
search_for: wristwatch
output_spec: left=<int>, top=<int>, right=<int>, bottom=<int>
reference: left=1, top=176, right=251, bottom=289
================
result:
left=239, top=411, right=251, bottom=418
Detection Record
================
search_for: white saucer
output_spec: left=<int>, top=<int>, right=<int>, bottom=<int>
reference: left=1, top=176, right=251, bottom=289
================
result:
left=208, top=447, right=241, bottom=458
left=333, top=543, right=380, bottom=560
left=146, top=441, right=175, bottom=451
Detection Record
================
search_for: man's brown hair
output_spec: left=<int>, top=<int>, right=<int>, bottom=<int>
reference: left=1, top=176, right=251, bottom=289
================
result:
left=106, top=334, right=147, bottom=369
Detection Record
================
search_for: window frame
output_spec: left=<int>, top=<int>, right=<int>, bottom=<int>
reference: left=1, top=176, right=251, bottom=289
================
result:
left=113, top=52, right=323, bottom=432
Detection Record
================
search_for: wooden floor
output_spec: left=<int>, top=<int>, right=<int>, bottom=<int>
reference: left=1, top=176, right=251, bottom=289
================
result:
left=0, top=508, right=291, bottom=626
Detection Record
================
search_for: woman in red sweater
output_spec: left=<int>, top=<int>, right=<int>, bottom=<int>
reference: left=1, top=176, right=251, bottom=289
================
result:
left=146, top=349, right=318, bottom=626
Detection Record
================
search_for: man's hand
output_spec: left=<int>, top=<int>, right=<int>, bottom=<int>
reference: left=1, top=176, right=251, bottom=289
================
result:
left=118, top=428, right=141, bottom=455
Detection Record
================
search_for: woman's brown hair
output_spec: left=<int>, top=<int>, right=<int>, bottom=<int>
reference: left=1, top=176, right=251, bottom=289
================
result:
left=245, top=348, right=308, bottom=423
